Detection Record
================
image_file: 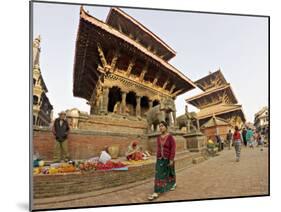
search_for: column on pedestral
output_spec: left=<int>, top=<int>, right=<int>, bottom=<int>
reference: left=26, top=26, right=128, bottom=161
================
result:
left=136, top=96, right=141, bottom=117
left=121, top=91, right=127, bottom=114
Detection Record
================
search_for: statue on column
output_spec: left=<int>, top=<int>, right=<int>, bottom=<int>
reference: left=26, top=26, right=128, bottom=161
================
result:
left=33, top=35, right=41, bottom=68
left=113, top=101, right=121, bottom=114
left=176, top=104, right=200, bottom=133
left=66, top=108, right=80, bottom=129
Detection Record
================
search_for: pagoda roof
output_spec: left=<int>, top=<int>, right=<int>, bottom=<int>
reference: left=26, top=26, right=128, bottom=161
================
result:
left=254, top=106, right=268, bottom=118
left=106, top=7, right=176, bottom=61
left=197, top=104, right=244, bottom=120
left=186, top=84, right=238, bottom=109
left=73, top=7, right=196, bottom=101
left=201, top=116, right=230, bottom=128
left=195, top=69, right=228, bottom=91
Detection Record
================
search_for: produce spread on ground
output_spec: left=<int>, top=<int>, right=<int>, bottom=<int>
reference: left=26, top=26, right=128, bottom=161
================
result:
left=33, top=159, right=131, bottom=175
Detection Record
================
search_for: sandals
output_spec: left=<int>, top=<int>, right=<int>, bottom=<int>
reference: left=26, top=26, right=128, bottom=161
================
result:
left=170, top=183, right=177, bottom=191
left=147, top=193, right=159, bottom=201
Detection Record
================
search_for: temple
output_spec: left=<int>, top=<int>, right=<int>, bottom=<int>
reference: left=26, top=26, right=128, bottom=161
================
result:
left=186, top=70, right=245, bottom=129
left=32, top=35, right=53, bottom=126
left=73, top=7, right=196, bottom=121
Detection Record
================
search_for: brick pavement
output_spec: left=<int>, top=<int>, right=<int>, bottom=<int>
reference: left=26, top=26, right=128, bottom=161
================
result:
left=34, top=147, right=268, bottom=210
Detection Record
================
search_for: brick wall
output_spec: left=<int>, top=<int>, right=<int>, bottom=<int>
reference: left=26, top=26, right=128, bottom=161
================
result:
left=33, top=163, right=155, bottom=199
left=202, top=125, right=231, bottom=141
left=33, top=129, right=148, bottom=160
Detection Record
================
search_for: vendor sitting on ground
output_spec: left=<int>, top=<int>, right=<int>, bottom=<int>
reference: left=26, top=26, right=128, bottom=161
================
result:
left=125, top=141, right=144, bottom=161
left=207, top=137, right=214, bottom=146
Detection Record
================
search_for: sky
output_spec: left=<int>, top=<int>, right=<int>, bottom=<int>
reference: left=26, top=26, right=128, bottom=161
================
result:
left=33, top=2, right=268, bottom=122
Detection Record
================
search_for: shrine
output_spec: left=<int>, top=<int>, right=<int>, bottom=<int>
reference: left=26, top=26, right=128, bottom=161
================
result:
left=73, top=7, right=196, bottom=123
left=32, top=36, right=53, bottom=127
left=186, top=70, right=246, bottom=130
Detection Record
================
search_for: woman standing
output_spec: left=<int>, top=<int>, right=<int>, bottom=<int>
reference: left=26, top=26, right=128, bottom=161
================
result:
left=233, top=126, right=242, bottom=162
left=147, top=121, right=176, bottom=200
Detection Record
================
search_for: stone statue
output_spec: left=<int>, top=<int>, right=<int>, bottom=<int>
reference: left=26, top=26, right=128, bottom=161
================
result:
left=176, top=105, right=200, bottom=133
left=113, top=101, right=130, bottom=115
left=33, top=35, right=41, bottom=68
left=66, top=108, right=80, bottom=129
left=145, top=97, right=176, bottom=132
left=113, top=101, right=121, bottom=114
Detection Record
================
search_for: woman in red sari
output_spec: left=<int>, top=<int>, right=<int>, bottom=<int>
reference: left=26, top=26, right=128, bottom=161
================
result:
left=148, top=121, right=176, bottom=200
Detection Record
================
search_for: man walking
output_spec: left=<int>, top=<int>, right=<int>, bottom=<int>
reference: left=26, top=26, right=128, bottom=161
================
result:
left=226, top=129, right=233, bottom=150
left=52, top=111, right=70, bottom=162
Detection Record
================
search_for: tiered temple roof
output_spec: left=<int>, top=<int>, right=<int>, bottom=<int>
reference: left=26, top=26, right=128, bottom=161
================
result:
left=187, top=83, right=238, bottom=109
left=201, top=115, right=230, bottom=129
left=73, top=7, right=196, bottom=103
left=186, top=70, right=245, bottom=125
left=106, top=8, right=176, bottom=61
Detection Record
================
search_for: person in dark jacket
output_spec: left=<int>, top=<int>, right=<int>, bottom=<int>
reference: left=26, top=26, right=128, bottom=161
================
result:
left=148, top=121, right=176, bottom=200
left=52, top=111, right=70, bottom=162
left=216, top=134, right=223, bottom=151
left=226, top=130, right=233, bottom=150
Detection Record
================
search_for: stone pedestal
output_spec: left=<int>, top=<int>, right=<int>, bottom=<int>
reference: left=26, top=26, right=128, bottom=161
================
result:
left=184, top=131, right=207, bottom=152
left=147, top=130, right=187, bottom=155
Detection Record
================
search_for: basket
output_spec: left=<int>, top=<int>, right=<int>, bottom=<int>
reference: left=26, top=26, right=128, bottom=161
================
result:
left=108, top=145, right=120, bottom=159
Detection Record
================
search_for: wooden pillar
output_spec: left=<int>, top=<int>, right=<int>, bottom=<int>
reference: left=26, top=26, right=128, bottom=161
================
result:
left=110, top=50, right=120, bottom=72
left=136, top=96, right=141, bottom=117
left=152, top=77, right=158, bottom=85
left=139, top=70, right=147, bottom=82
left=170, top=84, right=176, bottom=93
left=163, top=80, right=169, bottom=89
left=101, top=86, right=109, bottom=115
left=139, top=62, right=148, bottom=82
left=97, top=43, right=107, bottom=67
left=126, top=58, right=136, bottom=76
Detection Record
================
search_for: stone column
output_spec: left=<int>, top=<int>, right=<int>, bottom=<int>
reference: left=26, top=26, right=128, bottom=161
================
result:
left=172, top=111, right=177, bottom=126
left=121, top=91, right=127, bottom=114
left=136, top=96, right=141, bottom=117
left=196, top=119, right=200, bottom=131
left=148, top=100, right=153, bottom=110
